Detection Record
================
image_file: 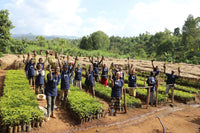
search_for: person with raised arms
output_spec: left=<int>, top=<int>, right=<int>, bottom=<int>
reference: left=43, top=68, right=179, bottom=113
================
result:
left=164, top=64, right=180, bottom=95
left=89, top=56, right=103, bottom=82
left=109, top=72, right=124, bottom=116
left=45, top=65, right=61, bottom=120
left=151, top=59, right=160, bottom=77
left=35, top=64, right=45, bottom=94
left=57, top=55, right=77, bottom=105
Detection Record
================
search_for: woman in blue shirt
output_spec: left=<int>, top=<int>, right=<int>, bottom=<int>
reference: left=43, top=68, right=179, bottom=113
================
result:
left=35, top=64, right=45, bottom=94
left=45, top=66, right=61, bottom=119
left=85, top=65, right=95, bottom=97
left=109, top=72, right=123, bottom=116
left=74, top=63, right=82, bottom=90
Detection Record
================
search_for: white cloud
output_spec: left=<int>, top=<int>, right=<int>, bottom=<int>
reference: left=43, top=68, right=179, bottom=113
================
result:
left=3, top=0, right=200, bottom=37
left=5, top=0, right=84, bottom=36
left=124, top=0, right=200, bottom=35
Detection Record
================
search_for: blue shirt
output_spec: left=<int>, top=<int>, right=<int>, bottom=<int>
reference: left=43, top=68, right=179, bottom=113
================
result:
left=85, top=70, right=95, bottom=86
left=128, top=74, right=137, bottom=87
left=91, top=60, right=102, bottom=75
left=25, top=62, right=29, bottom=71
left=153, top=68, right=160, bottom=77
left=35, top=70, right=45, bottom=85
left=166, top=73, right=178, bottom=84
left=74, top=68, right=82, bottom=81
left=101, top=67, right=108, bottom=79
left=45, top=73, right=61, bottom=96
left=28, top=63, right=35, bottom=77
left=147, top=76, right=156, bottom=92
left=111, top=78, right=124, bottom=97
left=61, top=70, right=71, bottom=90
left=68, top=66, right=74, bottom=77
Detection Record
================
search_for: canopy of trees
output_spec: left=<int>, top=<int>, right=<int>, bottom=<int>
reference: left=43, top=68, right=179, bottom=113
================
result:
left=80, top=31, right=110, bottom=50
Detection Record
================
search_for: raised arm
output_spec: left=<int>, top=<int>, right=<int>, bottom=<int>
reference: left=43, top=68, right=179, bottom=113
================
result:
left=152, top=59, right=155, bottom=69
left=69, top=58, right=77, bottom=73
left=178, top=67, right=181, bottom=77
left=163, top=63, right=166, bottom=74
left=88, top=56, right=94, bottom=64
left=26, top=53, right=30, bottom=63
left=98, top=56, right=103, bottom=65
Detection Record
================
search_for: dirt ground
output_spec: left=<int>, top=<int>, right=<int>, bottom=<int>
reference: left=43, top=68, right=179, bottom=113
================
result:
left=1, top=54, right=200, bottom=133
left=1, top=54, right=200, bottom=79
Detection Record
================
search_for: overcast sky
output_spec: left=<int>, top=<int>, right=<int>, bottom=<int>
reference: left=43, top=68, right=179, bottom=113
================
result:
left=1, top=0, right=200, bottom=37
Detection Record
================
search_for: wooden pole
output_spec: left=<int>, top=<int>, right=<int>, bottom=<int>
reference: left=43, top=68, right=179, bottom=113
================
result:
left=146, top=87, right=150, bottom=109
left=155, top=79, right=158, bottom=107
left=171, top=84, right=175, bottom=103
left=124, top=88, right=127, bottom=113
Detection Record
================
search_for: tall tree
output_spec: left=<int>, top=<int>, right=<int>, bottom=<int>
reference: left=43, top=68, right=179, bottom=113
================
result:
left=0, top=9, right=14, bottom=53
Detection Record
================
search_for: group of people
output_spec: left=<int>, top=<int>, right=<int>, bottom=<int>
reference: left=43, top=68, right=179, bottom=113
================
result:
left=23, top=51, right=181, bottom=118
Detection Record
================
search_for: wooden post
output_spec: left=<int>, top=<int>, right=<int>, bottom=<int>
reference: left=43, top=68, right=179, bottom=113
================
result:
left=155, top=79, right=158, bottom=107
left=124, top=88, right=127, bottom=113
left=171, top=84, right=175, bottom=103
left=146, top=87, right=150, bottom=109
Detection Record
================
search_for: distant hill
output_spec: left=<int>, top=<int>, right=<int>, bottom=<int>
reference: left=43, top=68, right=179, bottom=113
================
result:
left=11, top=33, right=80, bottom=40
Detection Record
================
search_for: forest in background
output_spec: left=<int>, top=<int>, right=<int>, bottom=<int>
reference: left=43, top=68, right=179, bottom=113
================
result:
left=0, top=9, right=200, bottom=64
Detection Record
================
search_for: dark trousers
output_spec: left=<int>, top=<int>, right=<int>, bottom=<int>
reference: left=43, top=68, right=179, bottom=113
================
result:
left=46, top=96, right=56, bottom=117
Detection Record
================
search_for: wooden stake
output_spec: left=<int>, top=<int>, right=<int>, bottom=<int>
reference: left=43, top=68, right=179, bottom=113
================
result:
left=155, top=79, right=158, bottom=107
left=124, top=88, right=127, bottom=113
left=146, top=87, right=150, bottom=109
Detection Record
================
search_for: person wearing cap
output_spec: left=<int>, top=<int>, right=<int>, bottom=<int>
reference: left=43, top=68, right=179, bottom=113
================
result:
left=35, top=64, right=45, bottom=94
left=152, top=60, right=160, bottom=77
left=164, top=65, right=180, bottom=95
left=58, top=56, right=77, bottom=104
left=147, top=72, right=156, bottom=105
left=88, top=56, right=103, bottom=82
left=74, top=63, right=82, bottom=90
left=109, top=72, right=124, bottom=116
left=101, top=59, right=109, bottom=86
left=85, top=65, right=95, bottom=97
left=45, top=66, right=61, bottom=119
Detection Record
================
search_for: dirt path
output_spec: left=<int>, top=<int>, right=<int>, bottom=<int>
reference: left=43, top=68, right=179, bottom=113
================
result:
left=0, top=69, right=6, bottom=96
left=76, top=105, right=200, bottom=133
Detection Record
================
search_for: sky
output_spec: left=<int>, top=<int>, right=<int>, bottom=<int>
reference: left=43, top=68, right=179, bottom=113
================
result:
left=1, top=0, right=200, bottom=37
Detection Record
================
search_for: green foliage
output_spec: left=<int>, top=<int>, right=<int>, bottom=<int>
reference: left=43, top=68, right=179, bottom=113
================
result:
left=0, top=9, right=14, bottom=53
left=80, top=31, right=110, bottom=50
left=0, top=70, right=44, bottom=126
left=67, top=86, right=104, bottom=120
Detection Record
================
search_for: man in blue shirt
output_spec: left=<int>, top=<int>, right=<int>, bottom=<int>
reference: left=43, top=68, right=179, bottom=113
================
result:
left=164, top=64, right=180, bottom=95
